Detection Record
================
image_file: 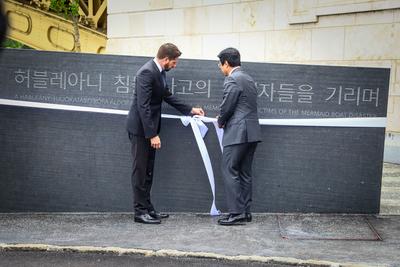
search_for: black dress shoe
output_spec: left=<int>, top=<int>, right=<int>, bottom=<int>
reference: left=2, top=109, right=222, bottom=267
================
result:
left=219, top=213, right=251, bottom=223
left=217, top=214, right=230, bottom=223
left=134, top=214, right=161, bottom=224
left=245, top=212, right=252, bottom=222
left=148, top=210, right=169, bottom=219
left=218, top=213, right=247, bottom=226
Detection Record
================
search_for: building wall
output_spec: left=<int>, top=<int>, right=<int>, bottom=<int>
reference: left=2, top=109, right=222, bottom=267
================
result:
left=106, top=0, right=400, bottom=137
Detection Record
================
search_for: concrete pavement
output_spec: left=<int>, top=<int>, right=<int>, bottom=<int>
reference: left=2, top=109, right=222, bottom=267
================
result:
left=0, top=250, right=299, bottom=267
left=0, top=163, right=399, bottom=267
left=0, top=213, right=399, bottom=267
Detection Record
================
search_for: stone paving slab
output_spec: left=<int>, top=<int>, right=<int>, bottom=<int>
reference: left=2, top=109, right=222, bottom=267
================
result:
left=277, top=215, right=381, bottom=240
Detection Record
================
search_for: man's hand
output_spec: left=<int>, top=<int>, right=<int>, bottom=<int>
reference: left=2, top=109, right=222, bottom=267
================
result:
left=150, top=135, right=161, bottom=149
left=216, top=115, right=224, bottom=128
left=191, top=107, right=205, bottom=116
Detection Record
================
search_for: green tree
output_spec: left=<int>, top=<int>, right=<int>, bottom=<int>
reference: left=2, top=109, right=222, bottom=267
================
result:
left=49, top=0, right=81, bottom=52
left=1, top=39, right=31, bottom=49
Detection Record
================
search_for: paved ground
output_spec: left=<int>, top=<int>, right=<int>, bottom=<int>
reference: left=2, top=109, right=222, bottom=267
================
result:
left=0, top=213, right=399, bottom=267
left=0, top=251, right=298, bottom=267
left=0, top=163, right=398, bottom=267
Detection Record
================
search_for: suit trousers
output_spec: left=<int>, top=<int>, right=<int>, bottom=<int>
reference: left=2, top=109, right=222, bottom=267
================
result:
left=221, top=142, right=258, bottom=214
left=129, top=133, right=156, bottom=215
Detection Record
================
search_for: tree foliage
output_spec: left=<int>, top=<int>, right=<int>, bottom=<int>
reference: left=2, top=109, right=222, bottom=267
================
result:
left=49, top=0, right=81, bottom=52
left=49, top=0, right=79, bottom=18
left=1, top=38, right=32, bottom=49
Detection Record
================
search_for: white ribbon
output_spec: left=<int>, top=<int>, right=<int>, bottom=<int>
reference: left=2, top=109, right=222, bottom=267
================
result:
left=0, top=99, right=387, bottom=215
left=258, top=117, right=387, bottom=128
left=162, top=115, right=221, bottom=215
left=0, top=100, right=386, bottom=128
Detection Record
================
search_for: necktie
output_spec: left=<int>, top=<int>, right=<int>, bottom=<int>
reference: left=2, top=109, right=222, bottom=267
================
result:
left=161, top=70, right=167, bottom=88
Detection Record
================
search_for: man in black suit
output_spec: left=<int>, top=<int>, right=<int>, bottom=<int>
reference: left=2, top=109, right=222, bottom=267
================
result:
left=216, top=48, right=261, bottom=226
left=126, top=43, right=204, bottom=224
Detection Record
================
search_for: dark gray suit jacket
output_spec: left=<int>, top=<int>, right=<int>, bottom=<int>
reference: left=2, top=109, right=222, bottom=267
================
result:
left=218, top=68, right=262, bottom=147
left=126, top=60, right=192, bottom=138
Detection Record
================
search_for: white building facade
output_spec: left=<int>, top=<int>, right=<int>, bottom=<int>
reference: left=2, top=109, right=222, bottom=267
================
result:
left=106, top=0, right=400, bottom=163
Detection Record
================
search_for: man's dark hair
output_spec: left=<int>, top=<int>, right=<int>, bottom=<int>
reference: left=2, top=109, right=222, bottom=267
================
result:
left=217, top=47, right=241, bottom=67
left=157, top=43, right=182, bottom=60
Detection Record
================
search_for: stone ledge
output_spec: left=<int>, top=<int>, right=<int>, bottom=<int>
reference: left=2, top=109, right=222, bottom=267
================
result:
left=289, top=0, right=400, bottom=24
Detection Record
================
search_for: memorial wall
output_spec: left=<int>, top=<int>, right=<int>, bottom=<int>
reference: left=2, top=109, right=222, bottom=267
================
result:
left=0, top=49, right=389, bottom=213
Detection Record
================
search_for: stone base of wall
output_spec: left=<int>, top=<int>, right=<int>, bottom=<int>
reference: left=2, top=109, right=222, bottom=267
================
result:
left=385, top=132, right=400, bottom=164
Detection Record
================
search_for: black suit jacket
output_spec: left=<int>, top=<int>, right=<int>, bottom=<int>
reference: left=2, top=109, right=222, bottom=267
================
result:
left=126, top=60, right=192, bottom=138
left=218, top=68, right=262, bottom=147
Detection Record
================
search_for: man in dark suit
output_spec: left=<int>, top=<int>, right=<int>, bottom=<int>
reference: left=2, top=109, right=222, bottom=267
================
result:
left=126, top=43, right=204, bottom=224
left=216, top=47, right=261, bottom=226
